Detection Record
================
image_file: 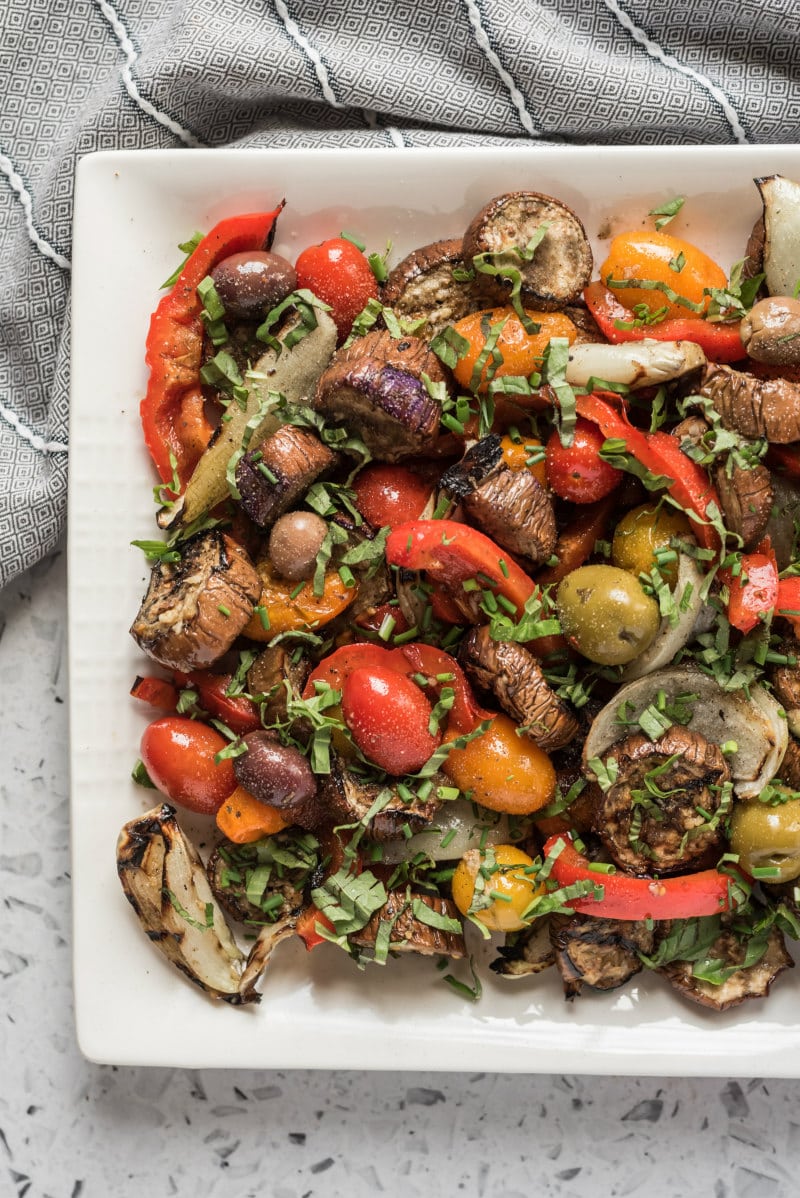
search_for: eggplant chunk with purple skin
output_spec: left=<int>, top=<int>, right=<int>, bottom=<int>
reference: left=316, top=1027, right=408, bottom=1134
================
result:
left=130, top=530, right=261, bottom=672
left=117, top=804, right=294, bottom=1004
left=314, top=330, right=452, bottom=461
left=235, top=424, right=338, bottom=530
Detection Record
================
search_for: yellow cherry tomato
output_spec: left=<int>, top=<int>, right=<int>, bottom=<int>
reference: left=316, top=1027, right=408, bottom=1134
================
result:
left=442, top=713, right=556, bottom=815
left=451, top=307, right=577, bottom=394
left=611, top=503, right=693, bottom=588
left=499, top=434, right=547, bottom=488
left=600, top=230, right=727, bottom=321
left=242, top=560, right=357, bottom=642
left=452, top=844, right=543, bottom=932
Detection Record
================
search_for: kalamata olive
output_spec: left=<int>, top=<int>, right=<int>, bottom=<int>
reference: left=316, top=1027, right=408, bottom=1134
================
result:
left=234, top=731, right=317, bottom=818
left=210, top=251, right=297, bottom=321
left=556, top=564, right=660, bottom=666
left=740, top=296, right=800, bottom=366
left=268, top=511, right=328, bottom=581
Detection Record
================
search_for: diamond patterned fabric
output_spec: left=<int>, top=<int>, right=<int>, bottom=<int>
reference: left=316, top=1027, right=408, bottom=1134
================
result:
left=2, top=0, right=800, bottom=586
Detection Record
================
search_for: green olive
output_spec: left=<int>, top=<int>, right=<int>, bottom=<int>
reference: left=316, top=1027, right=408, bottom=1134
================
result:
left=729, top=795, right=800, bottom=883
left=556, top=564, right=660, bottom=665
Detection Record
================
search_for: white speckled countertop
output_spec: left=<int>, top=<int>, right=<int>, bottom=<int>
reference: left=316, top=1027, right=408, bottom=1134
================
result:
left=3, top=544, right=800, bottom=1198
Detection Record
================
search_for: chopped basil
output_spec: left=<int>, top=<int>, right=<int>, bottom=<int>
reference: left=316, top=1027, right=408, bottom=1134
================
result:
left=160, top=230, right=204, bottom=289
left=648, top=196, right=685, bottom=230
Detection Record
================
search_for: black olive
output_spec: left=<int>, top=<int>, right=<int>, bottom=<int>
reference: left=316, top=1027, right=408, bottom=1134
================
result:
left=268, top=511, right=328, bottom=582
left=210, top=251, right=297, bottom=321
left=234, top=732, right=318, bottom=825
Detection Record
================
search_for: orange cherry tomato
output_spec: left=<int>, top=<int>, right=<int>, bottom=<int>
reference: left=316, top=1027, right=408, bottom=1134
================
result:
left=442, top=713, right=556, bottom=815
left=499, top=434, right=547, bottom=488
left=294, top=237, right=379, bottom=342
left=242, top=560, right=356, bottom=642
left=341, top=665, right=440, bottom=774
left=599, top=230, right=727, bottom=321
left=450, top=307, right=577, bottom=394
left=140, top=716, right=237, bottom=814
left=353, top=463, right=433, bottom=528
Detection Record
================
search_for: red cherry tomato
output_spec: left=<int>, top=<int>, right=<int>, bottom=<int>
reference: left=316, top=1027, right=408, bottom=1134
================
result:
left=173, top=670, right=262, bottom=735
left=341, top=666, right=441, bottom=774
left=294, top=237, right=379, bottom=342
left=353, top=463, right=433, bottom=529
left=140, top=716, right=237, bottom=814
left=545, top=417, right=622, bottom=504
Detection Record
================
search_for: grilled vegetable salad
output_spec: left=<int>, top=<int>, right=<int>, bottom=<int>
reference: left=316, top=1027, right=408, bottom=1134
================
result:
left=122, top=178, right=800, bottom=1010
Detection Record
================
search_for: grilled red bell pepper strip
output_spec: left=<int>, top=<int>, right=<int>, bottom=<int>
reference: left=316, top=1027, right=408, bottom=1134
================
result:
left=575, top=392, right=722, bottom=552
left=141, top=208, right=282, bottom=491
left=295, top=905, right=335, bottom=950
left=543, top=833, right=746, bottom=921
left=303, top=642, right=490, bottom=738
left=776, top=576, right=800, bottom=633
left=130, top=675, right=179, bottom=710
left=723, top=540, right=779, bottom=634
left=172, top=670, right=263, bottom=735
left=583, top=281, right=747, bottom=363
left=385, top=520, right=537, bottom=618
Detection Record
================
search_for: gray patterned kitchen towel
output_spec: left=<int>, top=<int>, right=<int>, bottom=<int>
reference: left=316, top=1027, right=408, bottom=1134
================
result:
left=2, top=0, right=799, bottom=589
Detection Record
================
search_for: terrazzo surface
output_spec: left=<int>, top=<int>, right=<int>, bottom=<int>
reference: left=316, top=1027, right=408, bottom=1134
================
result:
left=3, top=544, right=800, bottom=1198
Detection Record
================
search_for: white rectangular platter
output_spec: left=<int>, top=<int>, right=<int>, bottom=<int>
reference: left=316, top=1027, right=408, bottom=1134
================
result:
left=69, top=144, right=800, bottom=1072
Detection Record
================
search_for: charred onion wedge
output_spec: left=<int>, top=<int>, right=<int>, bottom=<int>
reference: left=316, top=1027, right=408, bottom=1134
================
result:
left=117, top=803, right=292, bottom=1004
left=130, top=530, right=261, bottom=671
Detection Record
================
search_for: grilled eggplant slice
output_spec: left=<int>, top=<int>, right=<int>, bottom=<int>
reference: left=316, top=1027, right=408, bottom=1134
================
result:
left=206, top=829, right=319, bottom=924
left=491, top=917, right=555, bottom=978
left=130, top=531, right=261, bottom=671
left=697, top=362, right=800, bottom=443
left=117, top=803, right=290, bottom=1004
left=247, top=643, right=310, bottom=726
left=349, top=889, right=466, bottom=958
left=551, top=913, right=656, bottom=999
left=592, top=727, right=730, bottom=875
left=318, top=755, right=442, bottom=841
left=659, top=924, right=793, bottom=1011
left=382, top=238, right=480, bottom=339
left=463, top=191, right=592, bottom=311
